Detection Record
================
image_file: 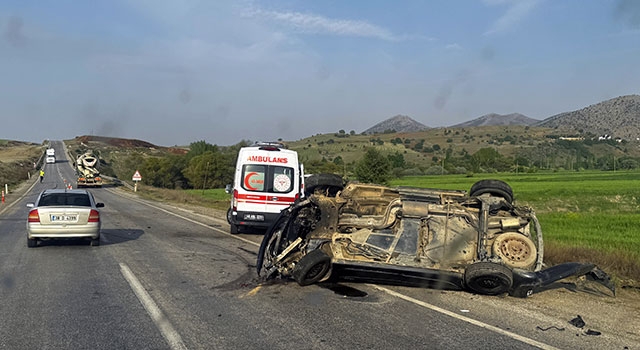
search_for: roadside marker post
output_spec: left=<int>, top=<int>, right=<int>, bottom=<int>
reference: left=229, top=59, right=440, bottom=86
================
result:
left=1, top=190, right=4, bottom=203
left=132, top=170, right=142, bottom=192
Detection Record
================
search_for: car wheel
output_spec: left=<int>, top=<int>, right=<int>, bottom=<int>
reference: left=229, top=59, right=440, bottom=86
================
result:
left=257, top=211, right=291, bottom=277
left=90, top=238, right=100, bottom=246
left=27, top=238, right=38, bottom=248
left=469, top=179, right=514, bottom=203
left=464, top=262, right=513, bottom=295
left=292, top=249, right=332, bottom=286
left=304, top=173, right=344, bottom=196
left=492, top=232, right=537, bottom=269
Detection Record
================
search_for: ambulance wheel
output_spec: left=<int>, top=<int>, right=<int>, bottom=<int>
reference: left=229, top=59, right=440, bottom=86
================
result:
left=227, top=208, right=239, bottom=234
left=305, top=173, right=344, bottom=196
left=226, top=208, right=233, bottom=224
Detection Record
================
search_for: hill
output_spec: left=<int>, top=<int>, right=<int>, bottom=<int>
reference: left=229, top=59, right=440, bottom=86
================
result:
left=71, top=135, right=188, bottom=155
left=451, top=113, right=539, bottom=127
left=363, top=115, right=429, bottom=134
left=536, top=95, right=640, bottom=140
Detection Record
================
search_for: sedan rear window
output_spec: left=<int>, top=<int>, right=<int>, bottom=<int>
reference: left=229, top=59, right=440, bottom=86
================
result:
left=38, top=193, right=91, bottom=207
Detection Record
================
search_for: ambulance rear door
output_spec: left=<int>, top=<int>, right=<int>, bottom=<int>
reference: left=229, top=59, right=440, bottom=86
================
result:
left=236, top=152, right=299, bottom=227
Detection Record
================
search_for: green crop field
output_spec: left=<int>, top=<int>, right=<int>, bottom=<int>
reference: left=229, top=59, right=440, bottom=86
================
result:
left=390, top=170, right=640, bottom=280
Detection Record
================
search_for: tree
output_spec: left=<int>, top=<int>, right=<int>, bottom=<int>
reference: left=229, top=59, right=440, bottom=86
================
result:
left=470, top=147, right=511, bottom=172
left=387, top=151, right=405, bottom=169
left=304, top=158, right=341, bottom=174
left=187, top=140, right=218, bottom=158
left=183, top=151, right=234, bottom=189
left=140, top=155, right=188, bottom=189
left=354, top=148, right=391, bottom=184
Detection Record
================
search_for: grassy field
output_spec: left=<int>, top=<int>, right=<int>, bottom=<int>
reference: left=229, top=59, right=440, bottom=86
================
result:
left=391, top=170, right=640, bottom=282
left=185, top=188, right=230, bottom=209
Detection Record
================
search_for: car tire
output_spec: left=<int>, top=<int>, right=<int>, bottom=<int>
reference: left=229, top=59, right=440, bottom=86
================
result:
left=90, top=238, right=100, bottom=246
left=304, top=173, right=344, bottom=196
left=469, top=179, right=514, bottom=204
left=464, top=262, right=513, bottom=295
left=230, top=223, right=239, bottom=234
left=292, top=249, right=332, bottom=286
left=27, top=238, right=37, bottom=248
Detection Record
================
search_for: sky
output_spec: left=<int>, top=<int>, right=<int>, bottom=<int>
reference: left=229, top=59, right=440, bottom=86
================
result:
left=1, top=0, right=639, bottom=147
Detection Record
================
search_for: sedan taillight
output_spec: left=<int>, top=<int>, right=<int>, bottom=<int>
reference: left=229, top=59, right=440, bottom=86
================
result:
left=88, top=209, right=100, bottom=223
left=28, top=209, right=40, bottom=223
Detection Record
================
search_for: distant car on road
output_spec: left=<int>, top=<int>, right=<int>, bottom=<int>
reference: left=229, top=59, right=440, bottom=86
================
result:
left=26, top=189, right=104, bottom=247
left=46, top=156, right=56, bottom=164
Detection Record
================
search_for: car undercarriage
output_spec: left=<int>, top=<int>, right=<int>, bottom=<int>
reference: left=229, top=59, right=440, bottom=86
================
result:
left=257, top=177, right=615, bottom=297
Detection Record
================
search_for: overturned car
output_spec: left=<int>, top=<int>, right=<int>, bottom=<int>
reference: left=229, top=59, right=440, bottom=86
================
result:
left=257, top=175, right=614, bottom=297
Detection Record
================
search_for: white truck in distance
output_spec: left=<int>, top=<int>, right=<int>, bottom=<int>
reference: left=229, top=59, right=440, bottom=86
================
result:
left=45, top=148, right=56, bottom=163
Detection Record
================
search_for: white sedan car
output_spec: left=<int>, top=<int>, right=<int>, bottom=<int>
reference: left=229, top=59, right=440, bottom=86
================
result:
left=26, top=189, right=104, bottom=247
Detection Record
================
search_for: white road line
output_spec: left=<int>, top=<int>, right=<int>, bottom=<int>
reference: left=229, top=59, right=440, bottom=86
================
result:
left=370, top=285, right=561, bottom=350
left=120, top=263, right=188, bottom=350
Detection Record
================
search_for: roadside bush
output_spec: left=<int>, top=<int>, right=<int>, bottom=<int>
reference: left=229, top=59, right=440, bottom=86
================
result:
left=424, top=166, right=448, bottom=175
left=452, top=166, right=467, bottom=174
left=399, top=167, right=423, bottom=176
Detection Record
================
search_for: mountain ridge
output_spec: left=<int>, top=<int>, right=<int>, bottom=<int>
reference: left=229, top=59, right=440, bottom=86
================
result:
left=363, top=115, right=429, bottom=134
left=365, top=94, right=640, bottom=140
left=451, top=113, right=539, bottom=128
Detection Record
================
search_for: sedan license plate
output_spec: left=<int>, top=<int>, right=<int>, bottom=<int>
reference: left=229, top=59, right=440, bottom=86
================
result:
left=51, top=215, right=77, bottom=222
left=243, top=214, right=265, bottom=221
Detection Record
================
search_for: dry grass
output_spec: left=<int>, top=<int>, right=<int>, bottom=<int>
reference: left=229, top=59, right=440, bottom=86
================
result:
left=0, top=144, right=42, bottom=186
left=544, top=244, right=640, bottom=287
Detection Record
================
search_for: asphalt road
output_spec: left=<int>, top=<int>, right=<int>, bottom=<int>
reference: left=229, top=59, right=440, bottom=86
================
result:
left=0, top=141, right=637, bottom=349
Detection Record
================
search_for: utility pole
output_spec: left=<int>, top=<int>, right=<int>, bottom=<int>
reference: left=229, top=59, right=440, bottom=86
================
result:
left=202, top=161, right=210, bottom=194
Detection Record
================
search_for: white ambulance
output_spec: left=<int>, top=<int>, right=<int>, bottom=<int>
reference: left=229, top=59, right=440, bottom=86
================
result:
left=226, top=142, right=304, bottom=234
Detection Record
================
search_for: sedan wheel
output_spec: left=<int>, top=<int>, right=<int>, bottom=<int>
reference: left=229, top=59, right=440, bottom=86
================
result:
left=27, top=238, right=38, bottom=248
